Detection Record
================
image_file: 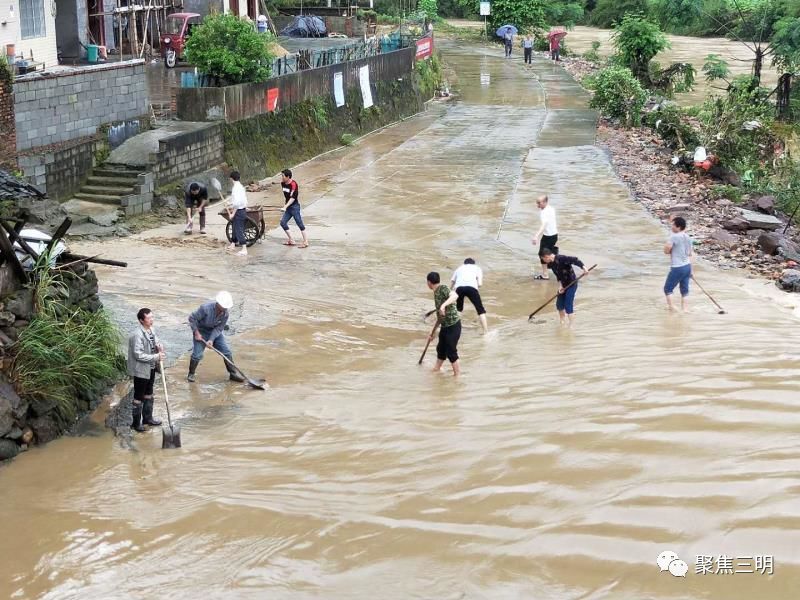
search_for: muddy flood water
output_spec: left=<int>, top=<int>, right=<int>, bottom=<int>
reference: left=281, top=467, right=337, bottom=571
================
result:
left=2, top=43, right=800, bottom=599
left=564, top=26, right=779, bottom=106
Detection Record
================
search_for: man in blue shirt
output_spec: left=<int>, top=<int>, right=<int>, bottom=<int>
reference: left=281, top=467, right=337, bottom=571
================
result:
left=187, top=291, right=246, bottom=382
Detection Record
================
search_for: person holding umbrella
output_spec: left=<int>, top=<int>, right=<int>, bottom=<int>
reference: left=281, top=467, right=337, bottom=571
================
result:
left=548, top=28, right=566, bottom=61
left=496, top=25, right=518, bottom=58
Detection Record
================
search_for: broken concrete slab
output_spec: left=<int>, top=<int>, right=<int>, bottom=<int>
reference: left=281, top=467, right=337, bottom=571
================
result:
left=736, top=208, right=782, bottom=231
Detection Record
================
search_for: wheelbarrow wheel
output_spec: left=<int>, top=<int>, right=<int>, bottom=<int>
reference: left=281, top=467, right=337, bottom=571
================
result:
left=225, top=217, right=261, bottom=248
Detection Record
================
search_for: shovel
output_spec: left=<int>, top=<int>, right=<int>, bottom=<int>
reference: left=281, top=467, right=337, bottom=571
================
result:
left=159, top=357, right=182, bottom=449
left=208, top=345, right=267, bottom=390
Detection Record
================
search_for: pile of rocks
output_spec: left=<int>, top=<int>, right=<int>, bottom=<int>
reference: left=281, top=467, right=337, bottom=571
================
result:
left=598, top=122, right=800, bottom=285
left=559, top=55, right=602, bottom=85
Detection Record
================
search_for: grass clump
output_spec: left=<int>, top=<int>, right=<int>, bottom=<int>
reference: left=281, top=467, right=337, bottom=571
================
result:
left=340, top=133, right=356, bottom=146
left=13, top=253, right=124, bottom=425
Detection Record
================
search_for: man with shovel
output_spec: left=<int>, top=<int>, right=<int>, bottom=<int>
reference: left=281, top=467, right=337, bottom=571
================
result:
left=187, top=291, right=246, bottom=383
left=184, top=181, right=209, bottom=235
left=127, top=308, right=166, bottom=432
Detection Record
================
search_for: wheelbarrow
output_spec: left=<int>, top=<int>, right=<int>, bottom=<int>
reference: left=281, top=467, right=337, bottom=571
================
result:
left=218, top=205, right=267, bottom=248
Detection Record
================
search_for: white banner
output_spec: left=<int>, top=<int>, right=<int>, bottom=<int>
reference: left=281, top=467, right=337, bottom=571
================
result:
left=479, top=2, right=490, bottom=16
left=359, top=65, right=373, bottom=109
left=334, top=72, right=345, bottom=107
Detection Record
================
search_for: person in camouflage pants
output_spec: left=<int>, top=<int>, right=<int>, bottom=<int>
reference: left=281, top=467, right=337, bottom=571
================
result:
left=426, top=271, right=462, bottom=377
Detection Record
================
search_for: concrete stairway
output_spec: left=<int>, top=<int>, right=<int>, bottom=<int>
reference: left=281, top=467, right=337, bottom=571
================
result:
left=63, top=163, right=155, bottom=237
left=73, top=165, right=141, bottom=205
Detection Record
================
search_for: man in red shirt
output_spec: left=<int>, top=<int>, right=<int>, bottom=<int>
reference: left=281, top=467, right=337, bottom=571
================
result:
left=279, top=169, right=309, bottom=248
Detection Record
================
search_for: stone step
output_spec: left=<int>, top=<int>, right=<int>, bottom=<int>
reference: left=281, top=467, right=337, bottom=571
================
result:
left=87, top=175, right=138, bottom=187
left=74, top=192, right=124, bottom=205
left=93, top=166, right=144, bottom=179
left=62, top=199, right=122, bottom=227
left=82, top=185, right=135, bottom=196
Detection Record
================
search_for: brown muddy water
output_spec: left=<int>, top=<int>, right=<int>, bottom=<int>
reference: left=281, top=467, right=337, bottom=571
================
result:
left=2, top=43, right=800, bottom=599
left=564, top=26, right=779, bottom=107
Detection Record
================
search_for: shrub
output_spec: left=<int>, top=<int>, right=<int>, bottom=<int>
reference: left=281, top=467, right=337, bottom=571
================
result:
left=698, top=77, right=776, bottom=170
left=489, top=0, right=547, bottom=31
left=589, top=66, right=647, bottom=126
left=419, top=0, right=438, bottom=22
left=340, top=133, right=356, bottom=146
left=184, top=13, right=275, bottom=85
left=583, top=41, right=601, bottom=63
left=589, top=0, right=648, bottom=28
left=642, top=103, right=700, bottom=149
left=612, top=13, right=669, bottom=84
left=13, top=256, right=124, bottom=425
left=415, top=54, right=444, bottom=99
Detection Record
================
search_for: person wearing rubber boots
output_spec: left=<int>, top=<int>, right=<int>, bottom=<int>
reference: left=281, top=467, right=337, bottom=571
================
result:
left=127, top=308, right=166, bottom=432
left=187, top=291, right=246, bottom=383
left=184, top=181, right=209, bottom=235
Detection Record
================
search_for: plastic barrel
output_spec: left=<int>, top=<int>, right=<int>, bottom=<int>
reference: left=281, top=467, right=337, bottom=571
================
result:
left=87, top=45, right=98, bottom=63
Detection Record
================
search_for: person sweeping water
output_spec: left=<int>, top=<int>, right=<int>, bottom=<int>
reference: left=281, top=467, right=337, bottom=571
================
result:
left=663, top=216, right=693, bottom=312
left=426, top=272, right=461, bottom=377
left=540, top=249, right=589, bottom=326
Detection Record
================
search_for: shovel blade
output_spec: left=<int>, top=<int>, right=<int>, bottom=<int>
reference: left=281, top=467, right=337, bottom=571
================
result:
left=161, top=423, right=182, bottom=449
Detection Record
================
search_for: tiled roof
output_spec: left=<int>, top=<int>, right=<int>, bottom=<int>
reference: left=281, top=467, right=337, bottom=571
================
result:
left=0, top=169, right=45, bottom=201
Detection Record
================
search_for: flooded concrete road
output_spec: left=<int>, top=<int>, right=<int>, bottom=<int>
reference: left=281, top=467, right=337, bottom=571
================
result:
left=2, top=44, right=800, bottom=599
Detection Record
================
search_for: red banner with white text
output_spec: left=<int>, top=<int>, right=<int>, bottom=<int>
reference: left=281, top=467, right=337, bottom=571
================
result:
left=415, top=36, right=433, bottom=61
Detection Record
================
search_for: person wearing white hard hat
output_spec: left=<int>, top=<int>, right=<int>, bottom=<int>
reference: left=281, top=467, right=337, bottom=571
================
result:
left=186, top=291, right=245, bottom=382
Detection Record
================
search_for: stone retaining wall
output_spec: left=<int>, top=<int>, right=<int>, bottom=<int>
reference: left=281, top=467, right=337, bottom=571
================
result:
left=150, top=124, right=225, bottom=188
left=14, top=60, right=149, bottom=151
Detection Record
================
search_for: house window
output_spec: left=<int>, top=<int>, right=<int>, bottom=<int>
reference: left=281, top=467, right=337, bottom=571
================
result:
left=20, top=0, right=46, bottom=39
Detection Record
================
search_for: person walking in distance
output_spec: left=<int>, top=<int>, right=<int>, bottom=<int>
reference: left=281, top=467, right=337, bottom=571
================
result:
left=426, top=272, right=461, bottom=376
left=184, top=181, right=208, bottom=235
left=451, top=258, right=489, bottom=334
left=540, top=249, right=589, bottom=326
left=186, top=291, right=246, bottom=383
left=532, top=195, right=558, bottom=280
left=522, top=34, right=533, bottom=64
left=504, top=30, right=513, bottom=57
left=227, top=171, right=249, bottom=256
left=549, top=33, right=561, bottom=61
left=663, top=216, right=693, bottom=312
left=280, top=169, right=309, bottom=248
left=127, top=308, right=166, bottom=432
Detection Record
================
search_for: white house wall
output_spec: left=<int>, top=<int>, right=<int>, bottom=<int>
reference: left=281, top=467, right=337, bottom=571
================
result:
left=1, top=0, right=58, bottom=68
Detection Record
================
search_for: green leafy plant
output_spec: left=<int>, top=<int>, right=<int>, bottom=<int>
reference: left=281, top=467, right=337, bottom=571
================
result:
left=583, top=40, right=602, bottom=63
left=184, top=13, right=275, bottom=85
left=340, top=133, right=356, bottom=146
left=703, top=53, right=731, bottom=83
left=13, top=253, right=125, bottom=425
left=589, top=0, right=649, bottom=28
left=309, top=98, right=329, bottom=128
left=588, top=65, right=648, bottom=126
left=415, top=54, right=444, bottom=99
left=419, top=0, right=438, bottom=22
left=642, top=103, right=701, bottom=149
left=612, top=13, right=669, bottom=84
left=698, top=76, right=776, bottom=175
left=489, top=0, right=547, bottom=31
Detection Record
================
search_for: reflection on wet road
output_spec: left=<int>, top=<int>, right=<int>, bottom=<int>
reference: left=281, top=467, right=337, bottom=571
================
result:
left=1, top=43, right=799, bottom=600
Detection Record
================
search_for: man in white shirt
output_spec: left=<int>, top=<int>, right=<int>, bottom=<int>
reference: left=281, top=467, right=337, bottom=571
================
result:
left=450, top=257, right=489, bottom=334
left=531, top=194, right=558, bottom=280
left=227, top=170, right=248, bottom=257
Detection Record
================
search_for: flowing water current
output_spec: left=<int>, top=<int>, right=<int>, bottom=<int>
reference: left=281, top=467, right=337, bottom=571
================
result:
left=1, top=43, right=799, bottom=600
